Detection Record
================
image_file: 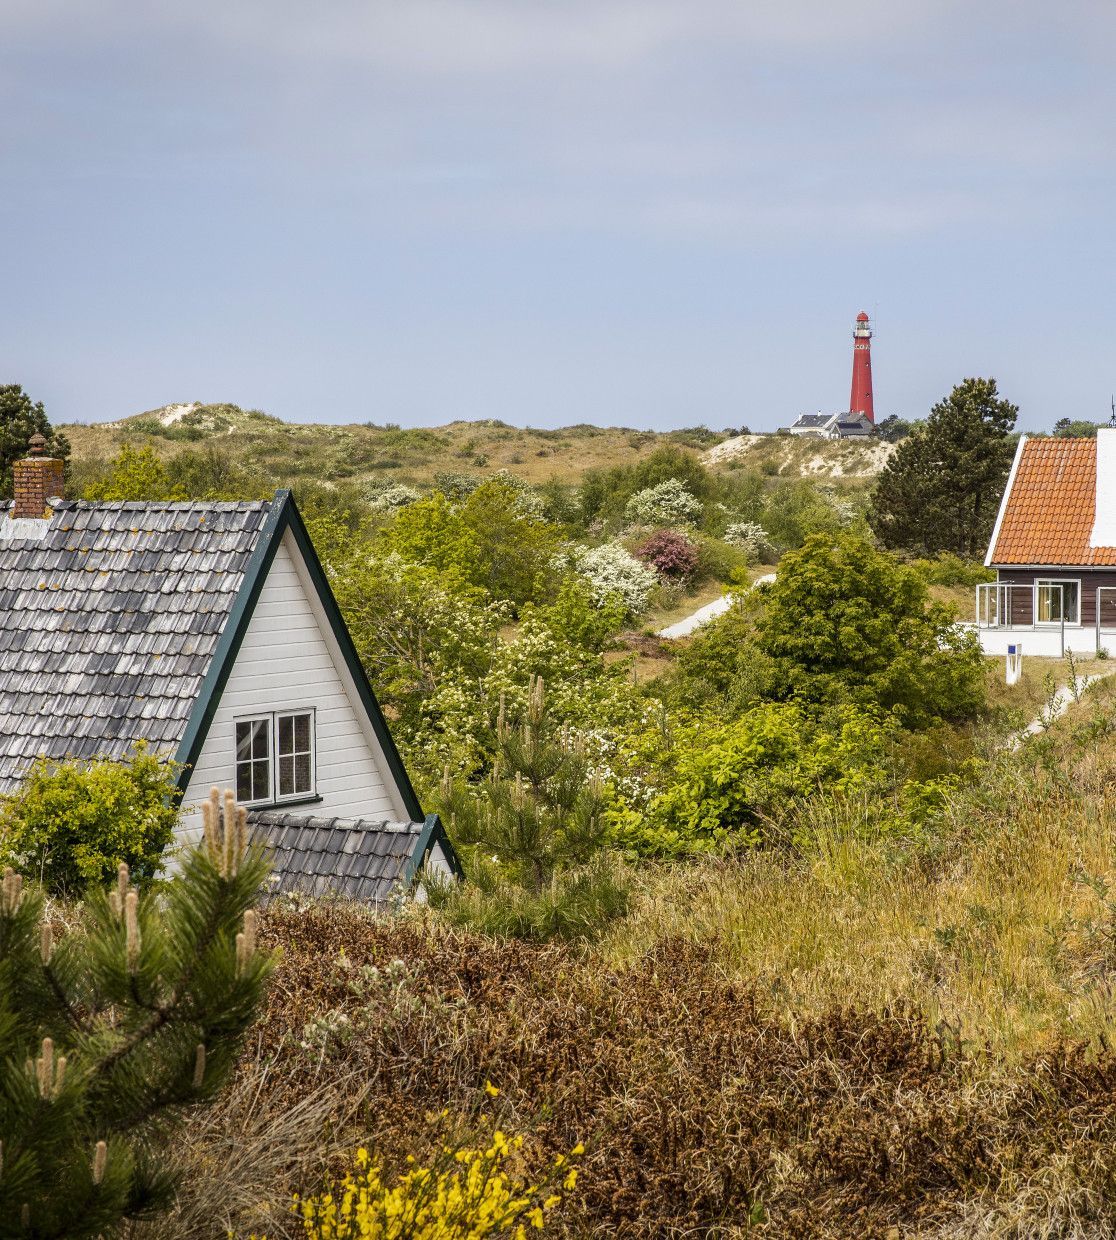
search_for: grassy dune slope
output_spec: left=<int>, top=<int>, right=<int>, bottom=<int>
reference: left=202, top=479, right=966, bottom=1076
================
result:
left=61, top=402, right=893, bottom=491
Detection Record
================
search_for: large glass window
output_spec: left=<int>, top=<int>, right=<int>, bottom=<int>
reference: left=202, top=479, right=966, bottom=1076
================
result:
left=235, top=710, right=315, bottom=804
left=1036, top=579, right=1080, bottom=625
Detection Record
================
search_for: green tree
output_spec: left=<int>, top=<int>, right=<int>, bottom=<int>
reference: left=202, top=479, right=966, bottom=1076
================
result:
left=432, top=678, right=628, bottom=941
left=1052, top=417, right=1098, bottom=438
left=0, top=747, right=179, bottom=894
left=754, top=533, right=985, bottom=727
left=0, top=385, right=70, bottom=500
left=869, top=377, right=1017, bottom=557
left=84, top=445, right=186, bottom=502
left=384, top=480, right=562, bottom=608
left=874, top=414, right=914, bottom=443
left=0, top=790, right=272, bottom=1238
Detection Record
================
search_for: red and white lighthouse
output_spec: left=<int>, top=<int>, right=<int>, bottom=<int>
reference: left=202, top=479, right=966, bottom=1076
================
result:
left=849, top=311, right=874, bottom=424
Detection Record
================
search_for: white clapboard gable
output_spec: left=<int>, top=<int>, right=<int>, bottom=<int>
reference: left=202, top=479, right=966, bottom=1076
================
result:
left=176, top=529, right=410, bottom=843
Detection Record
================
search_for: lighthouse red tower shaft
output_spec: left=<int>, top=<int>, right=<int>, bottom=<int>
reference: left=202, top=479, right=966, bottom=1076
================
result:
left=849, top=311, right=874, bottom=424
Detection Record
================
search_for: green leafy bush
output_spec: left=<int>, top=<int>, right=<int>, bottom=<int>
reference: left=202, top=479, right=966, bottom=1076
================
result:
left=0, top=746, right=180, bottom=893
left=754, top=533, right=986, bottom=728
left=911, top=552, right=996, bottom=588
left=83, top=444, right=187, bottom=502
left=608, top=702, right=889, bottom=857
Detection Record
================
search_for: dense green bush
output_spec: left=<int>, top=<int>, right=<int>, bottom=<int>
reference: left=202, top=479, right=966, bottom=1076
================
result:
left=754, top=533, right=986, bottom=727
left=384, top=480, right=562, bottom=608
left=84, top=445, right=187, bottom=502
left=910, top=552, right=996, bottom=588
left=608, top=702, right=889, bottom=857
left=0, top=746, right=179, bottom=894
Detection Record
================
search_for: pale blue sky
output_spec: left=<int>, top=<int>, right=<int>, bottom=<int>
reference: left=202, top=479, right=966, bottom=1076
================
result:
left=4, top=1, right=1115, bottom=432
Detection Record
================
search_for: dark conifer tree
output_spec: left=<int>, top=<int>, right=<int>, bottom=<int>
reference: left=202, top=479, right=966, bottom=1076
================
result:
left=869, top=377, right=1018, bottom=558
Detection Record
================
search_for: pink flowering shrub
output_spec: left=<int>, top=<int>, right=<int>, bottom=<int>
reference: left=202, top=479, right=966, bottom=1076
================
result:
left=635, top=529, right=700, bottom=581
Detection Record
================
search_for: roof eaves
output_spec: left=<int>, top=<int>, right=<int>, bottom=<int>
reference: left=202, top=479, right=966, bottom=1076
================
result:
left=985, top=435, right=1028, bottom=568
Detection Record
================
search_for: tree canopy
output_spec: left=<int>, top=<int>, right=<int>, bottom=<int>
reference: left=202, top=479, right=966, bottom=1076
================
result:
left=0, top=384, right=71, bottom=500
left=869, top=377, right=1018, bottom=557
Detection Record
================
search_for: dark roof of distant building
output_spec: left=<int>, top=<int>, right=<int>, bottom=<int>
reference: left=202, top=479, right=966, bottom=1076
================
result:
left=789, top=413, right=836, bottom=429
left=249, top=810, right=460, bottom=906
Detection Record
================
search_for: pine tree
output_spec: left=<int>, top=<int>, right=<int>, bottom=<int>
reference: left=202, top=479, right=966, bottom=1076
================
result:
left=0, top=385, right=70, bottom=500
left=0, top=790, right=272, bottom=1239
left=869, top=377, right=1018, bottom=558
left=435, top=678, right=628, bottom=941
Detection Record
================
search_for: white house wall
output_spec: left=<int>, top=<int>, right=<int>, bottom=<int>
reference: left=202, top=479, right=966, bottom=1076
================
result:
left=177, top=531, right=409, bottom=843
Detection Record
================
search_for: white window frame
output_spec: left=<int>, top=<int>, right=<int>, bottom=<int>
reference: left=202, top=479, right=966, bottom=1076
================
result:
left=1034, top=578, right=1081, bottom=627
left=233, top=709, right=317, bottom=806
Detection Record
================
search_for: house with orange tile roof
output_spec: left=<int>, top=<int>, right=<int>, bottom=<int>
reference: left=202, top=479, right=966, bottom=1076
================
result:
left=978, top=429, right=1116, bottom=655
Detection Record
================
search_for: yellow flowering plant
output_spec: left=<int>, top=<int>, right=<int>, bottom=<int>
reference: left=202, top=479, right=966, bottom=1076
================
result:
left=294, top=1114, right=583, bottom=1240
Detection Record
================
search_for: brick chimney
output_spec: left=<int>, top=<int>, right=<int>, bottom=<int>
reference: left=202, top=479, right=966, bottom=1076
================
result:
left=12, top=434, right=65, bottom=519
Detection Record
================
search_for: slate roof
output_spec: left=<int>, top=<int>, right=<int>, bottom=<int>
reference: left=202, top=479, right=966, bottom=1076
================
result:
left=248, top=811, right=435, bottom=906
left=789, top=413, right=836, bottom=430
left=0, top=498, right=272, bottom=794
left=988, top=438, right=1116, bottom=566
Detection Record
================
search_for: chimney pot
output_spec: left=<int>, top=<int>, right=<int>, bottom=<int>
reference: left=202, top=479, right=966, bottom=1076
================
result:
left=28, top=433, right=46, bottom=455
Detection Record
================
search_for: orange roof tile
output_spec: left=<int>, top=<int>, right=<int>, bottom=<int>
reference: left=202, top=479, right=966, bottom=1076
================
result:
left=990, top=437, right=1116, bottom=566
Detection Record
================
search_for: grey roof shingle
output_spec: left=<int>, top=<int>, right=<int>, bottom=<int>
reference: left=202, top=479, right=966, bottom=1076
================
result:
left=248, top=811, right=425, bottom=907
left=0, top=498, right=271, bottom=793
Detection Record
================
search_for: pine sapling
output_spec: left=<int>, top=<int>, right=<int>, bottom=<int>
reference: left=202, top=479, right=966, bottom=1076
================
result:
left=0, top=788, right=273, bottom=1239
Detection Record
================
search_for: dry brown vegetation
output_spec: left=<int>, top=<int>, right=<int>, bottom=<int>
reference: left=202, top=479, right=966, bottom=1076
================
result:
left=147, top=904, right=1116, bottom=1239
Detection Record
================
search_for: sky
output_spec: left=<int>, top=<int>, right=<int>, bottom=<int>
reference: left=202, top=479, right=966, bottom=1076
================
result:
left=3, top=1, right=1116, bottom=433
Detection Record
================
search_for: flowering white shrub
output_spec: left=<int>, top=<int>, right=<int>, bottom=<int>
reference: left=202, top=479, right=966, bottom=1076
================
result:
left=368, top=483, right=421, bottom=512
left=724, top=521, right=772, bottom=563
left=575, top=542, right=658, bottom=617
left=624, top=479, right=702, bottom=527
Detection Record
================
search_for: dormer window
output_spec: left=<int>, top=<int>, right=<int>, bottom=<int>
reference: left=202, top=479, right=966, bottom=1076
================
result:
left=236, top=710, right=316, bottom=805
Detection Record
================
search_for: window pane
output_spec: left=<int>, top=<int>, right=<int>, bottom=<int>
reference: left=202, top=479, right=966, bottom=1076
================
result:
left=252, top=760, right=270, bottom=802
left=236, top=722, right=253, bottom=761
left=295, top=753, right=311, bottom=793
left=252, top=719, right=270, bottom=759
left=278, top=714, right=293, bottom=755
left=294, top=714, right=311, bottom=753
left=236, top=762, right=252, bottom=801
left=278, top=755, right=294, bottom=797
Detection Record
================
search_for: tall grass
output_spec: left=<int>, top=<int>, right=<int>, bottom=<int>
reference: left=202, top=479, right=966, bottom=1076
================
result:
left=605, top=756, right=1116, bottom=1058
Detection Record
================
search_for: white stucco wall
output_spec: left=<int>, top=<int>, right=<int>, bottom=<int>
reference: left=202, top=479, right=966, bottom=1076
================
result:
left=176, top=530, right=411, bottom=844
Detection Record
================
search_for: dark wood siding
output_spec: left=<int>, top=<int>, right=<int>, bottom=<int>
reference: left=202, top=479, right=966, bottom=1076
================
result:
left=995, top=568, right=1116, bottom=627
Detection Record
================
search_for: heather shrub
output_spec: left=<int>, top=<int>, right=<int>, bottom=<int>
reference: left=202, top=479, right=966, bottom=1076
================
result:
left=624, top=478, right=702, bottom=527
left=0, top=745, right=179, bottom=893
left=574, top=542, right=658, bottom=618
left=634, top=529, right=699, bottom=581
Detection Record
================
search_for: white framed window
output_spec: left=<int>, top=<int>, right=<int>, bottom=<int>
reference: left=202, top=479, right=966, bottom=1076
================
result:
left=235, top=710, right=316, bottom=805
left=1035, top=579, right=1080, bottom=626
